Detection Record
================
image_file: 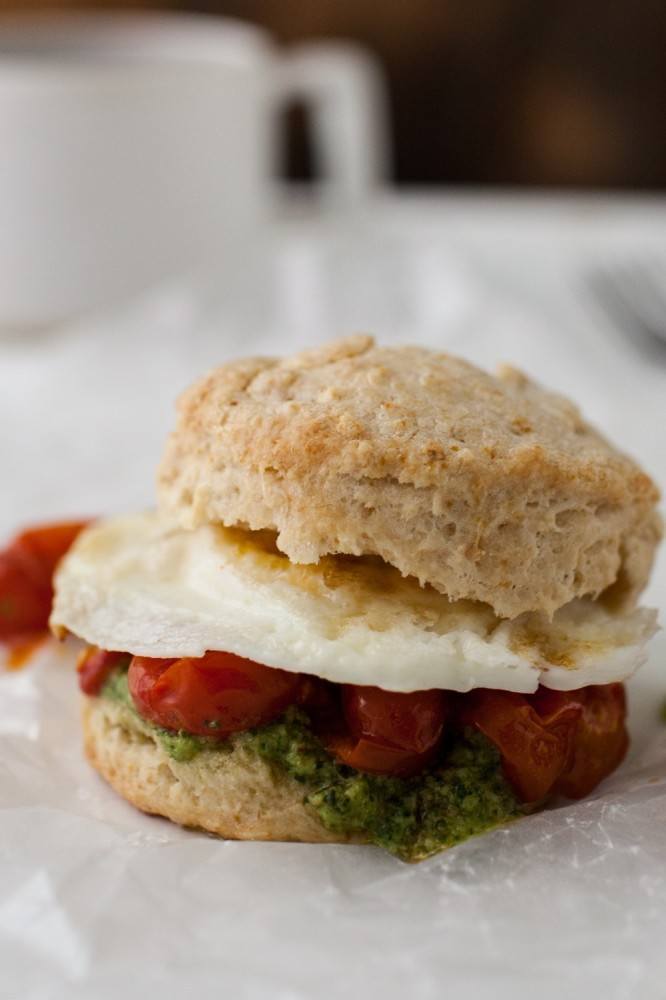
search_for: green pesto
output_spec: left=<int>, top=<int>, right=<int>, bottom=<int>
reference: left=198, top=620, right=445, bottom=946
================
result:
left=101, top=669, right=212, bottom=763
left=242, top=707, right=522, bottom=861
left=101, top=664, right=134, bottom=709
left=101, top=671, right=522, bottom=859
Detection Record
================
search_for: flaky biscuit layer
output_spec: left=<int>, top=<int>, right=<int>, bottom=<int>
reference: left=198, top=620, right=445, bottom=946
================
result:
left=158, top=336, right=660, bottom=619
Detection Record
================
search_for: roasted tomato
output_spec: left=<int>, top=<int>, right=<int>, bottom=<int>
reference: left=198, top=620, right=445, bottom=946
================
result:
left=460, top=689, right=582, bottom=803
left=462, top=685, right=629, bottom=803
left=324, top=685, right=448, bottom=777
left=0, top=521, right=89, bottom=642
left=531, top=684, right=628, bottom=799
left=127, top=651, right=303, bottom=737
left=77, top=647, right=130, bottom=695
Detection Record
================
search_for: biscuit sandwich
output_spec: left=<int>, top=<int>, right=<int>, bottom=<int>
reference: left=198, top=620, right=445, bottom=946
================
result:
left=50, top=335, right=661, bottom=860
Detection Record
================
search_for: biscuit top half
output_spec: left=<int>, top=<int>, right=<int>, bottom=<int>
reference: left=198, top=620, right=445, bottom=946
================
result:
left=157, top=335, right=661, bottom=620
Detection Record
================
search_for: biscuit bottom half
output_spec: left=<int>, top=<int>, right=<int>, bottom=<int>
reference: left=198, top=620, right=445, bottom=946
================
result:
left=83, top=673, right=526, bottom=861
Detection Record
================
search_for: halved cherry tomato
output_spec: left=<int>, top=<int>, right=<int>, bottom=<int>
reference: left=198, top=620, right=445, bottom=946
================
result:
left=0, top=520, right=89, bottom=642
left=460, top=689, right=582, bottom=803
left=323, top=685, right=448, bottom=777
left=77, top=647, right=129, bottom=696
left=532, top=684, right=628, bottom=799
left=127, top=651, right=303, bottom=737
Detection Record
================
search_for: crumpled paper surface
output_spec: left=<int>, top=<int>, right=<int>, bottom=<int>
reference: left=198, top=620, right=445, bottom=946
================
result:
left=1, top=201, right=666, bottom=999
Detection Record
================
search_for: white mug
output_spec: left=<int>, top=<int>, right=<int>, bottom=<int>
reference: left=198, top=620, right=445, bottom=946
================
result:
left=0, top=12, right=389, bottom=329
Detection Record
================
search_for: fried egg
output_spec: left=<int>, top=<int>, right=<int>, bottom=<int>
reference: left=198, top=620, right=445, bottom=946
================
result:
left=50, top=512, right=658, bottom=693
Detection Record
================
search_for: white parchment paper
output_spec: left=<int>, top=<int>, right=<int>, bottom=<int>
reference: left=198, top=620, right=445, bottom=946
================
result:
left=1, top=201, right=665, bottom=999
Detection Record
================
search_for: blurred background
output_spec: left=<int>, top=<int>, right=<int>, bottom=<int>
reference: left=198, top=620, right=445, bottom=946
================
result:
left=2, top=0, right=665, bottom=190
left=1, top=0, right=665, bottom=533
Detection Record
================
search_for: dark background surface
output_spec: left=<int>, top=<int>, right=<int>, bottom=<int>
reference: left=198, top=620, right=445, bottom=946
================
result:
left=2, top=0, right=665, bottom=189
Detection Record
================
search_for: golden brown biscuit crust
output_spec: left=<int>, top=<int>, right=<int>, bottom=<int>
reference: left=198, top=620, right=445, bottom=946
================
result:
left=158, top=336, right=661, bottom=619
left=83, top=697, right=356, bottom=844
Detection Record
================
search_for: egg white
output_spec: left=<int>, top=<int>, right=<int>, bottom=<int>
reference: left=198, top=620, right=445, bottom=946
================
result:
left=51, top=512, right=658, bottom=694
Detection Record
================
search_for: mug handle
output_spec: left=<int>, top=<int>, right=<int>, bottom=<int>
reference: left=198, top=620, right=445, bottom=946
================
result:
left=273, top=42, right=391, bottom=205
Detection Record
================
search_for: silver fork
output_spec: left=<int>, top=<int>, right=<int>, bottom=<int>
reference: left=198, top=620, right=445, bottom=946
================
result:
left=586, top=257, right=666, bottom=357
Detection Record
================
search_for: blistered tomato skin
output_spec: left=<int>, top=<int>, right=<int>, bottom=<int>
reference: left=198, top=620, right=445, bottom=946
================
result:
left=532, top=684, right=628, bottom=799
left=461, top=690, right=582, bottom=802
left=127, top=651, right=304, bottom=737
left=344, top=685, right=448, bottom=753
left=324, top=685, right=448, bottom=777
left=462, top=686, right=628, bottom=803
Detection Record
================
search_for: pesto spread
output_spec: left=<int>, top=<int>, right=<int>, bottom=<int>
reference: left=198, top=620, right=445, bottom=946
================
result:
left=243, top=708, right=522, bottom=860
left=102, top=668, right=212, bottom=762
left=101, top=669, right=522, bottom=860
